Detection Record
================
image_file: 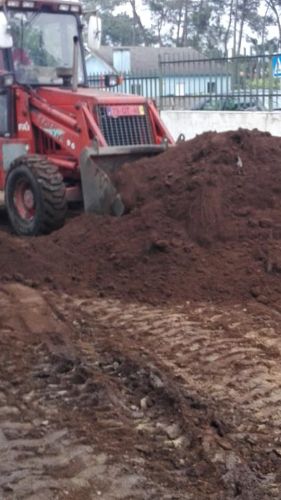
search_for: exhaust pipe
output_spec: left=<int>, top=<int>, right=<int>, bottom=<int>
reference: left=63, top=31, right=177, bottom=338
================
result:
left=72, top=36, right=79, bottom=92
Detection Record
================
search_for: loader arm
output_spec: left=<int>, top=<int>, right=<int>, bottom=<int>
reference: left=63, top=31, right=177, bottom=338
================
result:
left=30, top=95, right=92, bottom=168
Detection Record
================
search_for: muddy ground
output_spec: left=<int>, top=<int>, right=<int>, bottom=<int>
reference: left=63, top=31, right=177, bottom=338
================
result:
left=2, top=130, right=281, bottom=499
left=2, top=277, right=281, bottom=499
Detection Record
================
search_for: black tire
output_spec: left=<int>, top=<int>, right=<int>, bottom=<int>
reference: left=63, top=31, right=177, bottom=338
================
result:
left=5, top=155, right=67, bottom=236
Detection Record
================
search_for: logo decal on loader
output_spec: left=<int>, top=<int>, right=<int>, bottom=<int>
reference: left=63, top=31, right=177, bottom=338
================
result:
left=18, top=122, right=31, bottom=132
left=43, top=128, right=64, bottom=138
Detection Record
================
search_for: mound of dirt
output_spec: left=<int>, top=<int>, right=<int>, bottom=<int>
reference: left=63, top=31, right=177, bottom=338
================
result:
left=2, top=128, right=281, bottom=305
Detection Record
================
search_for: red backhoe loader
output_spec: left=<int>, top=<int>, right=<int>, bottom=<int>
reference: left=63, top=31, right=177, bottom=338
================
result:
left=0, top=0, right=174, bottom=235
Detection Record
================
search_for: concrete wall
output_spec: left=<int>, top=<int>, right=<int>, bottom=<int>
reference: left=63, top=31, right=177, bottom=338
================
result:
left=161, top=110, right=281, bottom=141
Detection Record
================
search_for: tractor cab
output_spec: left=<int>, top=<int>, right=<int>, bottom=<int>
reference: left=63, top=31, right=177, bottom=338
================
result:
left=0, top=0, right=103, bottom=87
left=0, top=0, right=89, bottom=142
left=3, top=0, right=86, bottom=86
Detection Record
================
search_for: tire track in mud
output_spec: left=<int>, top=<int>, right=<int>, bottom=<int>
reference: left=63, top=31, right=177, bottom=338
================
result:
left=0, top=339, right=97, bottom=498
left=0, top=285, right=153, bottom=500
left=0, top=393, right=145, bottom=500
left=74, top=297, right=281, bottom=494
left=1, top=283, right=281, bottom=498
left=82, top=300, right=281, bottom=428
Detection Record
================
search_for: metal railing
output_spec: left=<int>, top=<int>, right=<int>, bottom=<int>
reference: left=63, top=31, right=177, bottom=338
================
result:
left=87, top=52, right=281, bottom=111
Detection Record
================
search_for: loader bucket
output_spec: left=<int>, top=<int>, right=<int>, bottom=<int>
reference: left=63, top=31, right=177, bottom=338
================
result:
left=80, top=144, right=169, bottom=216
left=80, top=148, right=125, bottom=216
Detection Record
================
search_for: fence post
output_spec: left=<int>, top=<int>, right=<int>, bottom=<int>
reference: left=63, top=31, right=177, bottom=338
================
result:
left=268, top=49, right=273, bottom=111
left=158, top=54, right=164, bottom=110
left=232, top=48, right=238, bottom=90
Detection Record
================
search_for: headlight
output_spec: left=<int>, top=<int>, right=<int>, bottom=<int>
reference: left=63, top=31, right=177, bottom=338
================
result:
left=7, top=0, right=20, bottom=6
left=58, top=4, right=70, bottom=11
left=22, top=1, right=35, bottom=7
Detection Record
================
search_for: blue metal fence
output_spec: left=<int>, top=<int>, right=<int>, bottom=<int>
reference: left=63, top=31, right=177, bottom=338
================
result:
left=88, top=52, right=281, bottom=111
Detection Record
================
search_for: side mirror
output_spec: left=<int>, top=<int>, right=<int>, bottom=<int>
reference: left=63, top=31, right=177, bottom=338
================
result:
left=0, top=13, right=13, bottom=49
left=0, top=72, right=14, bottom=87
left=87, top=14, right=102, bottom=51
left=104, top=74, right=123, bottom=88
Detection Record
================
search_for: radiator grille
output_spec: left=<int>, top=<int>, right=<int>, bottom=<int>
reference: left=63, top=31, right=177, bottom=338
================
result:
left=96, top=105, right=154, bottom=146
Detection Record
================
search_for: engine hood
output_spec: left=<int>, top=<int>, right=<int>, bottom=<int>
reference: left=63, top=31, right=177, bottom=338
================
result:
left=36, top=86, right=149, bottom=109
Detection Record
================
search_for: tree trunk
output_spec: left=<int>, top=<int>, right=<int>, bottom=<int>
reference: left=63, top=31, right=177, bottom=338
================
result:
left=181, top=0, right=189, bottom=47
left=129, top=0, right=149, bottom=45
left=224, top=0, right=234, bottom=56
left=233, top=0, right=239, bottom=56
left=176, top=4, right=183, bottom=46
left=237, top=0, right=247, bottom=55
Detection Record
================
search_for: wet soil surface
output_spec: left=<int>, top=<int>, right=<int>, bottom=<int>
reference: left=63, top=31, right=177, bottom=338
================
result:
left=1, top=283, right=281, bottom=499
left=2, top=130, right=281, bottom=498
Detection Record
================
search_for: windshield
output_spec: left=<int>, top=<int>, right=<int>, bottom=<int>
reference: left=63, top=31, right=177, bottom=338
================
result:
left=8, top=10, right=85, bottom=85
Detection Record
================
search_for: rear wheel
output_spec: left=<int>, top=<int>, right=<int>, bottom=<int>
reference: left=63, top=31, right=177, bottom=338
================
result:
left=5, top=156, right=67, bottom=236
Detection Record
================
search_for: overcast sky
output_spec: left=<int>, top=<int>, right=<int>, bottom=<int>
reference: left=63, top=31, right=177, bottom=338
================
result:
left=114, top=1, right=279, bottom=51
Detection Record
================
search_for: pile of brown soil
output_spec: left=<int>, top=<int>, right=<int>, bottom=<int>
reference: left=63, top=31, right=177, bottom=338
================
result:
left=2, top=128, right=281, bottom=305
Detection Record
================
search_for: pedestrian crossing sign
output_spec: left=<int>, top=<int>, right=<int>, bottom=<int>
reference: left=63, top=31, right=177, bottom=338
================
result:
left=272, top=54, right=281, bottom=77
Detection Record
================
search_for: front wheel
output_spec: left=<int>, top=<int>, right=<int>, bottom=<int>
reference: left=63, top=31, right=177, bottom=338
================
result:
left=5, top=156, right=67, bottom=236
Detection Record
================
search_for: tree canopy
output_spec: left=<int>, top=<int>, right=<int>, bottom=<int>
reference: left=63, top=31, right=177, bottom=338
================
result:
left=84, top=0, right=281, bottom=55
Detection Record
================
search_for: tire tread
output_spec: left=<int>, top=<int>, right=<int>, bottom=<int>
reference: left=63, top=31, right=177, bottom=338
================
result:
left=7, top=155, right=67, bottom=235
